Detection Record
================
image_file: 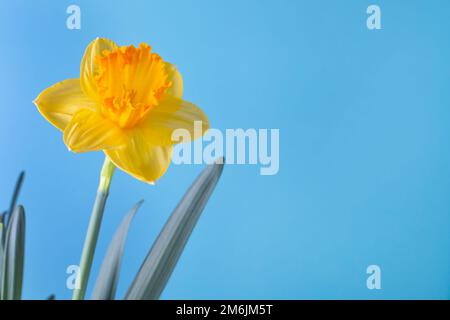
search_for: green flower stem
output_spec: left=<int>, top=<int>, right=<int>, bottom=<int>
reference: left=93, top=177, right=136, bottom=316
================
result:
left=72, top=157, right=115, bottom=300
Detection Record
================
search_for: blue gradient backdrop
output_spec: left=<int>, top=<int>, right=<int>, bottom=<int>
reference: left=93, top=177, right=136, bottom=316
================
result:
left=0, top=0, right=449, bottom=299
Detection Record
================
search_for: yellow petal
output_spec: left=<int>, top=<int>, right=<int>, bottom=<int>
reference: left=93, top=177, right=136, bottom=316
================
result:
left=80, top=38, right=118, bottom=99
left=63, top=109, right=126, bottom=153
left=34, top=79, right=96, bottom=131
left=164, top=63, right=183, bottom=99
left=140, top=96, right=209, bottom=146
left=105, top=129, right=173, bottom=184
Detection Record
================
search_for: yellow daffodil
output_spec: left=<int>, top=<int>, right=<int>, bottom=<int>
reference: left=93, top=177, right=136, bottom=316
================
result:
left=34, top=38, right=209, bottom=183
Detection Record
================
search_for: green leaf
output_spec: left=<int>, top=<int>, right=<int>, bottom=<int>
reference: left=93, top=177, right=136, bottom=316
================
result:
left=125, top=158, right=224, bottom=300
left=0, top=213, right=5, bottom=294
left=4, top=172, right=25, bottom=229
left=1, top=205, right=25, bottom=300
left=91, top=200, right=144, bottom=300
left=0, top=211, right=5, bottom=251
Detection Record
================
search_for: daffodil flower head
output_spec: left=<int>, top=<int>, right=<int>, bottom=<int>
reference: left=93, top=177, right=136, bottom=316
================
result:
left=34, top=38, right=209, bottom=184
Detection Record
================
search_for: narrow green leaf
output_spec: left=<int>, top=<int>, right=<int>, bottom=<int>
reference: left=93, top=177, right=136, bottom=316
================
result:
left=5, top=172, right=25, bottom=228
left=0, top=211, right=5, bottom=248
left=125, top=157, right=224, bottom=300
left=0, top=213, right=5, bottom=295
left=1, top=205, right=25, bottom=300
left=91, top=200, right=144, bottom=300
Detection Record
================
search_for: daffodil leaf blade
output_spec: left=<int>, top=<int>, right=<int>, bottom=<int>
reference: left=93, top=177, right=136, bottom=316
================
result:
left=1, top=205, right=25, bottom=300
left=0, top=213, right=5, bottom=296
left=125, top=157, right=224, bottom=300
left=5, top=172, right=25, bottom=228
left=91, top=200, right=144, bottom=300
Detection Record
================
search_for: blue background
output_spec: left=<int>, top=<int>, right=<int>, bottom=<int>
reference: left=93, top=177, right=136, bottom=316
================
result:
left=0, top=0, right=449, bottom=299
